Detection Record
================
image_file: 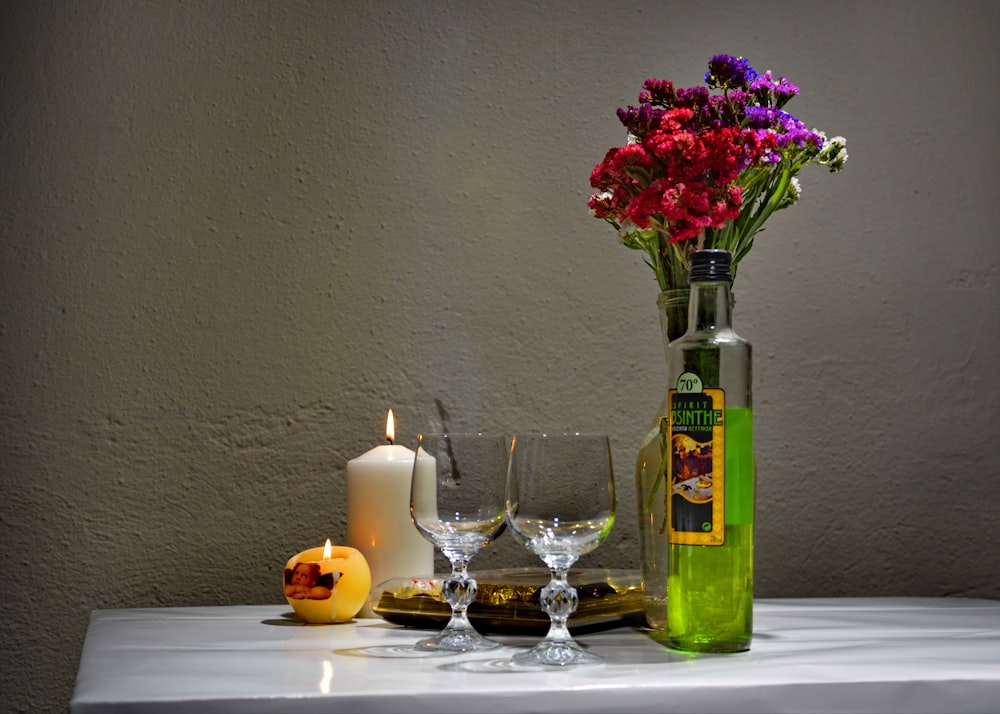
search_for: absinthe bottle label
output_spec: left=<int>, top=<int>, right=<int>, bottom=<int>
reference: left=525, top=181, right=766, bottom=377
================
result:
left=667, top=371, right=725, bottom=546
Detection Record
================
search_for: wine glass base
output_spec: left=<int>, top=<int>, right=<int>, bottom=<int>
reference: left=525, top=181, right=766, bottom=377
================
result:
left=511, top=639, right=604, bottom=667
left=414, top=629, right=500, bottom=653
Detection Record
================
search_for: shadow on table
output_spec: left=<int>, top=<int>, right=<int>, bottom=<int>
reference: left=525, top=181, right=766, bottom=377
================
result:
left=335, top=644, right=460, bottom=659
left=260, top=613, right=402, bottom=628
left=340, top=629, right=725, bottom=669
left=260, top=612, right=311, bottom=626
left=440, top=642, right=744, bottom=672
left=261, top=613, right=754, bottom=668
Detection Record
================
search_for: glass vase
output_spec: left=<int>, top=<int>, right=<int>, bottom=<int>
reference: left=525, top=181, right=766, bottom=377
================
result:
left=634, top=289, right=689, bottom=635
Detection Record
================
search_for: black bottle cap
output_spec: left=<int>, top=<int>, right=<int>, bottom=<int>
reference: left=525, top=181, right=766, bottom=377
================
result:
left=689, top=249, right=733, bottom=283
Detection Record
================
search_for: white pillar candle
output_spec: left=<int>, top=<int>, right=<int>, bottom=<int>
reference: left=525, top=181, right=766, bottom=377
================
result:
left=346, top=410, right=434, bottom=617
left=410, top=448, right=438, bottom=522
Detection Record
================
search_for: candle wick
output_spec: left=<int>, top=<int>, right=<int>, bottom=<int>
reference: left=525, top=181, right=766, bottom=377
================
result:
left=386, top=437, right=394, bottom=445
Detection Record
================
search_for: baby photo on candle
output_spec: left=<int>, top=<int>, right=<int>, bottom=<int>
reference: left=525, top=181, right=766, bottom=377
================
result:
left=283, top=562, right=342, bottom=600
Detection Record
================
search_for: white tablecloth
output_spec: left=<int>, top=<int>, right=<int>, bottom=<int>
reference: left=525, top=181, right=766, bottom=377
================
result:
left=70, top=597, right=1000, bottom=713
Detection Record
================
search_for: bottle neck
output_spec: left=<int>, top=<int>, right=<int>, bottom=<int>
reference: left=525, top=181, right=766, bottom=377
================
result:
left=687, top=281, right=733, bottom=333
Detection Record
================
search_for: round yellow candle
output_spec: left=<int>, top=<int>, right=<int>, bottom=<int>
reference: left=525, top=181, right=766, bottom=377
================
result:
left=283, top=540, right=371, bottom=623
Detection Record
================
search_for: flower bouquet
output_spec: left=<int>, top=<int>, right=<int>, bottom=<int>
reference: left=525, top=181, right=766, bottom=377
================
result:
left=589, top=55, right=847, bottom=634
left=588, top=54, right=847, bottom=293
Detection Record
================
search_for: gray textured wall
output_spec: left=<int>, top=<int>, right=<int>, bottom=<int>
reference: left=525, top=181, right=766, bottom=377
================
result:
left=2, top=1, right=998, bottom=711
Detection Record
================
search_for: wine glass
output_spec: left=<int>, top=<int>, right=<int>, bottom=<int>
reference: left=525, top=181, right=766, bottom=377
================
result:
left=505, top=432, right=616, bottom=666
left=409, top=432, right=509, bottom=652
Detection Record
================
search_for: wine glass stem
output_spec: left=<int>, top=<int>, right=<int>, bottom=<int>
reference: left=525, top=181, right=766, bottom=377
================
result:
left=442, top=558, right=477, bottom=632
left=541, top=566, right=578, bottom=643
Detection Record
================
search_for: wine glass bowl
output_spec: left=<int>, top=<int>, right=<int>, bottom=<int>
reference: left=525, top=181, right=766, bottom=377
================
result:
left=410, top=432, right=509, bottom=652
left=505, top=432, right=616, bottom=666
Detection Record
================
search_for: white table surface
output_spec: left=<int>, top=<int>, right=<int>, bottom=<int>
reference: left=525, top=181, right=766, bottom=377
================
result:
left=70, top=597, right=1000, bottom=714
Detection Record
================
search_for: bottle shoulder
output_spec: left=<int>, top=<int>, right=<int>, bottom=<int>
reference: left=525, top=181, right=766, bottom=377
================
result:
left=669, top=330, right=751, bottom=349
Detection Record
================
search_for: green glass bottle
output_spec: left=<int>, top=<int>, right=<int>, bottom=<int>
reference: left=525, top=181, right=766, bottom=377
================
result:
left=665, top=249, right=754, bottom=653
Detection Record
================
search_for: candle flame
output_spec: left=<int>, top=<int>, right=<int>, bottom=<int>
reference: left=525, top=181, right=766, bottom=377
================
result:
left=385, top=409, right=395, bottom=443
left=322, top=538, right=332, bottom=559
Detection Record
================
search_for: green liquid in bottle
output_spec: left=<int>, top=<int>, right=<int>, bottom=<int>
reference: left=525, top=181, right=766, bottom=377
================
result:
left=666, top=407, right=754, bottom=653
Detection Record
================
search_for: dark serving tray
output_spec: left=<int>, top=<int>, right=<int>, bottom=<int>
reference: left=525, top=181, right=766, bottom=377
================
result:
left=370, top=568, right=645, bottom=635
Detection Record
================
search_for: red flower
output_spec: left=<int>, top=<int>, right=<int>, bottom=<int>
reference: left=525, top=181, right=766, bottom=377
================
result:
left=589, top=115, right=759, bottom=244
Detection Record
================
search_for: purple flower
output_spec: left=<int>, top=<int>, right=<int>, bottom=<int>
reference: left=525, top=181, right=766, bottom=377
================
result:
left=744, top=106, right=822, bottom=150
left=617, top=103, right=665, bottom=136
left=705, top=55, right=759, bottom=89
left=676, top=86, right=710, bottom=112
left=749, top=71, right=800, bottom=108
left=744, top=105, right=779, bottom=129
